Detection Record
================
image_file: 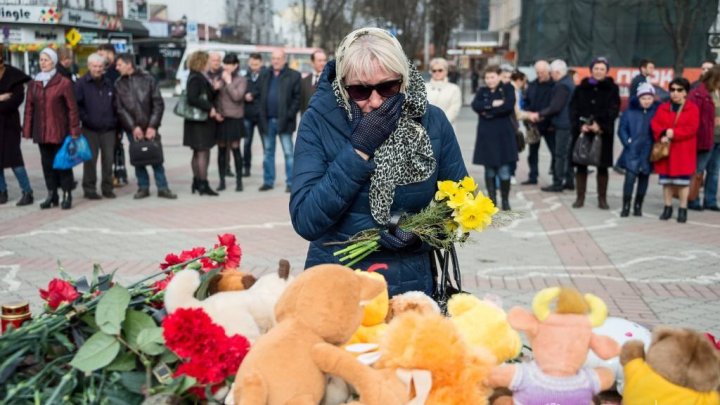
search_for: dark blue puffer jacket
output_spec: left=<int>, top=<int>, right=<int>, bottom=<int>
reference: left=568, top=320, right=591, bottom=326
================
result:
left=289, top=62, right=468, bottom=297
left=616, top=98, right=660, bottom=175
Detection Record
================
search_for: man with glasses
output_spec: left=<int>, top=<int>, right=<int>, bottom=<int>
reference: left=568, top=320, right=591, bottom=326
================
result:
left=258, top=49, right=301, bottom=192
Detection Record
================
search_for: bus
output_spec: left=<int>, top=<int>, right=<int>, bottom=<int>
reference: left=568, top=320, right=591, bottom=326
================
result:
left=174, top=42, right=318, bottom=95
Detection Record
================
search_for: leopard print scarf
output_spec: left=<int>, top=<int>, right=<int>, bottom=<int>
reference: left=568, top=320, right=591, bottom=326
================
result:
left=332, top=63, right=436, bottom=225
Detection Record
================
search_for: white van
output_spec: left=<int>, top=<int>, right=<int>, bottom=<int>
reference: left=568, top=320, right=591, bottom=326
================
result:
left=174, top=42, right=317, bottom=95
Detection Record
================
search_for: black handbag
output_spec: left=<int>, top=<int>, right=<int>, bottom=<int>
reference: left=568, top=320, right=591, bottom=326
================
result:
left=430, top=244, right=467, bottom=313
left=129, top=136, right=164, bottom=166
left=113, top=136, right=128, bottom=184
left=572, top=132, right=602, bottom=166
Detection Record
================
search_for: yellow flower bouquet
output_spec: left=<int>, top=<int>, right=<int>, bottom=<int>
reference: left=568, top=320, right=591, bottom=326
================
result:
left=331, top=176, right=506, bottom=267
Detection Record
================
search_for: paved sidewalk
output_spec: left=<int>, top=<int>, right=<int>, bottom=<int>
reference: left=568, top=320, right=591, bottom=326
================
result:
left=1, top=100, right=718, bottom=334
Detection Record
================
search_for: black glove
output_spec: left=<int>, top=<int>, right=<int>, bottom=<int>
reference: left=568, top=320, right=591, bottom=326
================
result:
left=350, top=93, right=405, bottom=157
left=378, top=227, right=420, bottom=252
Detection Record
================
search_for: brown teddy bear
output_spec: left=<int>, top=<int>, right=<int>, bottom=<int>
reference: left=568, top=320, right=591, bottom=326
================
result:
left=620, top=326, right=720, bottom=404
left=232, top=264, right=408, bottom=405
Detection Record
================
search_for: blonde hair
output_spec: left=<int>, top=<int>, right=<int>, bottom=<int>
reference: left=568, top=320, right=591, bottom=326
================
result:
left=188, top=50, right=209, bottom=73
left=335, top=28, right=409, bottom=105
left=430, top=57, right=448, bottom=72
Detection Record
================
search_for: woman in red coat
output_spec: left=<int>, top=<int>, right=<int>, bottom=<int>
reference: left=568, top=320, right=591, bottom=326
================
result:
left=23, top=48, right=81, bottom=210
left=651, top=78, right=700, bottom=223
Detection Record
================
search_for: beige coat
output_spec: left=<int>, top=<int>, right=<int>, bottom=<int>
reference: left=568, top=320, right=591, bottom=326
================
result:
left=215, top=74, right=247, bottom=119
left=426, top=79, right=462, bottom=125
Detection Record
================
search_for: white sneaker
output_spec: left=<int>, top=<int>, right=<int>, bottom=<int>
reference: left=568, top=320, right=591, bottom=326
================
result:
left=510, top=176, right=517, bottom=185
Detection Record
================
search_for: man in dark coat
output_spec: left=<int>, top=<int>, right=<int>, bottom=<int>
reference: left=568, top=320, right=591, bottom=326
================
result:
left=258, top=49, right=301, bottom=192
left=529, top=59, right=575, bottom=193
left=76, top=53, right=117, bottom=200
left=97, top=43, right=120, bottom=84
left=300, top=49, right=327, bottom=113
left=242, top=53, right=266, bottom=178
left=522, top=59, right=555, bottom=185
left=629, top=59, right=655, bottom=104
left=114, top=54, right=176, bottom=200
left=0, top=49, right=33, bottom=206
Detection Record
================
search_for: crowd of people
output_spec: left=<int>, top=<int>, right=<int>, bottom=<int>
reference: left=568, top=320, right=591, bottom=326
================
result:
left=459, top=57, right=718, bottom=223
left=1, top=40, right=718, bottom=226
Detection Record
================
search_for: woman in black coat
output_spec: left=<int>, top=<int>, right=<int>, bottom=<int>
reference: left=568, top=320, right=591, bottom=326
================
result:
left=184, top=50, right=220, bottom=196
left=570, top=57, right=620, bottom=209
left=472, top=65, right=518, bottom=211
left=0, top=51, right=33, bottom=206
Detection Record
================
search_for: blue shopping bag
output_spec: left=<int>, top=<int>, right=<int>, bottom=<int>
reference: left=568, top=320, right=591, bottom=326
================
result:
left=52, top=135, right=93, bottom=170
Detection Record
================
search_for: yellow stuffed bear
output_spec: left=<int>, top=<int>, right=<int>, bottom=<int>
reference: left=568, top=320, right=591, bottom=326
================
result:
left=448, top=294, right=522, bottom=364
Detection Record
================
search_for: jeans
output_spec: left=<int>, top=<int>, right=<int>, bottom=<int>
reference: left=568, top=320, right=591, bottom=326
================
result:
left=262, top=118, right=294, bottom=187
left=82, top=128, right=116, bottom=194
left=702, top=143, right=720, bottom=207
left=485, top=164, right=512, bottom=181
left=243, top=117, right=263, bottom=171
left=554, top=128, right=573, bottom=186
left=623, top=171, right=649, bottom=199
left=527, top=129, right=555, bottom=181
left=0, top=166, right=32, bottom=193
left=126, top=133, right=168, bottom=190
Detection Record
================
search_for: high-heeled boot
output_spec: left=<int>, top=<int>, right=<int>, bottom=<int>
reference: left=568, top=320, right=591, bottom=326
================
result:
left=659, top=206, right=673, bottom=220
left=232, top=147, right=243, bottom=191
left=217, top=147, right=227, bottom=191
left=40, top=189, right=59, bottom=209
left=485, top=176, right=497, bottom=206
left=633, top=195, right=644, bottom=217
left=572, top=172, right=587, bottom=208
left=620, top=196, right=631, bottom=217
left=597, top=171, right=609, bottom=210
left=500, top=179, right=511, bottom=211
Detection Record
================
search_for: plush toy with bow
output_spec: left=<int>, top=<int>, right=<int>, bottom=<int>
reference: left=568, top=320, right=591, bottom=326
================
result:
left=488, top=287, right=620, bottom=405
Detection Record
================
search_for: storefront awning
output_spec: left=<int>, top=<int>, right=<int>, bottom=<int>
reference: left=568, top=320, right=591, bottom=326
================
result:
left=121, top=19, right=149, bottom=38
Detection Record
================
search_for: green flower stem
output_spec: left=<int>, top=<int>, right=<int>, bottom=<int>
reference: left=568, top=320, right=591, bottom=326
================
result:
left=46, top=372, right=74, bottom=404
left=338, top=242, right=376, bottom=262
left=344, top=243, right=379, bottom=268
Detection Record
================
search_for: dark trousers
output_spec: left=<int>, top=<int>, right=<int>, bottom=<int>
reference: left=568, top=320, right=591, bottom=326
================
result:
left=243, top=117, right=263, bottom=171
left=553, top=129, right=574, bottom=186
left=39, top=143, right=74, bottom=191
left=623, top=171, right=649, bottom=198
left=527, top=130, right=556, bottom=181
left=82, top=128, right=116, bottom=194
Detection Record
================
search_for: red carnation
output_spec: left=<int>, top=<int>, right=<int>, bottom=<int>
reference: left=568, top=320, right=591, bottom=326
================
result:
left=39, top=279, right=80, bottom=310
left=215, top=233, right=242, bottom=270
left=152, top=274, right=173, bottom=294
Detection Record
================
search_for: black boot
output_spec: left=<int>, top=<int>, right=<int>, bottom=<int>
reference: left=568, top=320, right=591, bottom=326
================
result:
left=633, top=195, right=644, bottom=217
left=620, top=196, right=631, bottom=217
left=217, top=147, right=227, bottom=191
left=16, top=191, right=34, bottom=206
left=659, top=206, right=673, bottom=220
left=0, top=190, right=6, bottom=204
left=40, top=189, right=59, bottom=209
left=232, top=148, right=243, bottom=192
left=485, top=177, right=497, bottom=206
left=198, top=180, right=219, bottom=196
left=60, top=190, right=72, bottom=210
left=677, top=208, right=688, bottom=223
left=500, top=179, right=511, bottom=211
left=191, top=178, right=199, bottom=194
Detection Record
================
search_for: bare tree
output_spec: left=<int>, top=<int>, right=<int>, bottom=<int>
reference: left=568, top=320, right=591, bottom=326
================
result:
left=656, top=0, right=705, bottom=76
left=300, top=0, right=353, bottom=50
left=358, top=0, right=426, bottom=60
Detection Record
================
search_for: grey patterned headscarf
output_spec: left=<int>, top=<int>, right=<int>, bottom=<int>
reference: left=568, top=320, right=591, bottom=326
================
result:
left=332, top=28, right=436, bottom=225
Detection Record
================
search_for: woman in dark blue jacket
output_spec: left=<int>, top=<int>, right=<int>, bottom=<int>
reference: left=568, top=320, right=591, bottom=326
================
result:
left=616, top=83, right=659, bottom=217
left=472, top=65, right=518, bottom=211
left=290, top=28, right=467, bottom=297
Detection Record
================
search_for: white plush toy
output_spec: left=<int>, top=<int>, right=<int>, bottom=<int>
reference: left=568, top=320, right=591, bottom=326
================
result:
left=164, top=259, right=294, bottom=341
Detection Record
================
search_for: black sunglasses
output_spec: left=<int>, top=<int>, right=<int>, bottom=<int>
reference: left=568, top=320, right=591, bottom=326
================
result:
left=669, top=87, right=686, bottom=93
left=431, top=69, right=444, bottom=73
left=343, top=79, right=402, bottom=101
